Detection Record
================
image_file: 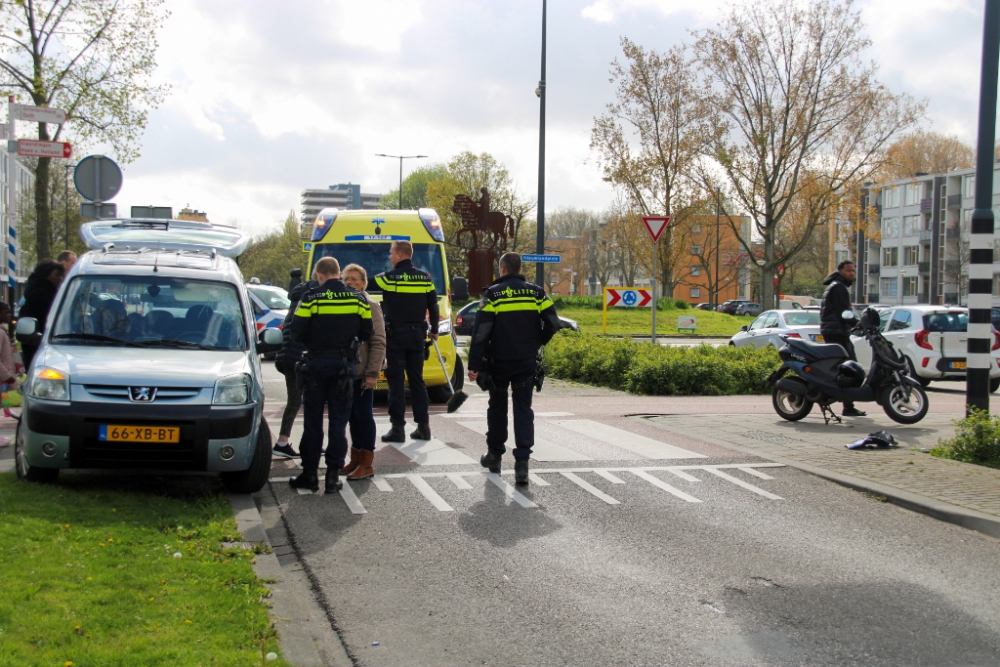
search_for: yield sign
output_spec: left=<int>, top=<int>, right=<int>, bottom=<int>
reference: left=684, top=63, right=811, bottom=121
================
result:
left=642, top=216, right=671, bottom=243
left=606, top=288, right=653, bottom=308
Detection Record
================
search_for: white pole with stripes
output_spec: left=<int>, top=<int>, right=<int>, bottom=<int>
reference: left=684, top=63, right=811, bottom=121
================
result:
left=967, top=0, right=1000, bottom=413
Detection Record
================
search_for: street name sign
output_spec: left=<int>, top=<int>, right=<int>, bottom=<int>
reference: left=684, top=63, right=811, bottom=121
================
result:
left=13, top=139, right=72, bottom=158
left=522, top=253, right=561, bottom=263
left=605, top=287, right=653, bottom=308
left=642, top=216, right=671, bottom=243
left=11, top=103, right=67, bottom=125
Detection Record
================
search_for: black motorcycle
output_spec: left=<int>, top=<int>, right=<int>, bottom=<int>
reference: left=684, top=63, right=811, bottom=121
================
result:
left=767, top=307, right=929, bottom=425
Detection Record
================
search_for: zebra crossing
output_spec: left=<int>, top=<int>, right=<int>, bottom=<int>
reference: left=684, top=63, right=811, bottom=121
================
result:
left=284, top=463, right=786, bottom=513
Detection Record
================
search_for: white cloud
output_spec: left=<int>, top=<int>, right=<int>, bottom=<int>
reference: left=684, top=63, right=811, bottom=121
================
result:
left=582, top=1, right=616, bottom=23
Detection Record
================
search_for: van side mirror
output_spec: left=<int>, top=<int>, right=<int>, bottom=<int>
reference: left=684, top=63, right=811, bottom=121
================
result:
left=258, top=327, right=283, bottom=353
left=16, top=317, right=37, bottom=337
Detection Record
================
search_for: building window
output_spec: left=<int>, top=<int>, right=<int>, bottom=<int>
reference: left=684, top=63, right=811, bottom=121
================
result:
left=881, top=278, right=898, bottom=297
left=835, top=250, right=850, bottom=266
left=691, top=244, right=702, bottom=255
left=902, top=215, right=920, bottom=236
left=691, top=224, right=702, bottom=234
left=994, top=239, right=1000, bottom=263
left=905, top=183, right=921, bottom=205
left=882, top=217, right=899, bottom=238
left=690, top=265, right=701, bottom=276
left=883, top=247, right=898, bottom=267
left=903, top=246, right=919, bottom=265
left=902, top=276, right=918, bottom=297
left=884, top=187, right=899, bottom=208
left=690, top=287, right=701, bottom=298
left=965, top=175, right=976, bottom=198
left=994, top=275, right=1000, bottom=297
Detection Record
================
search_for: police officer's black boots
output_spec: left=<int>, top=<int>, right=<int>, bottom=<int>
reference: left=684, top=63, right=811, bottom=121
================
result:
left=325, top=468, right=343, bottom=494
left=411, top=422, right=431, bottom=440
left=514, top=460, right=529, bottom=486
left=480, top=449, right=502, bottom=474
left=289, top=468, right=319, bottom=493
left=381, top=421, right=406, bottom=443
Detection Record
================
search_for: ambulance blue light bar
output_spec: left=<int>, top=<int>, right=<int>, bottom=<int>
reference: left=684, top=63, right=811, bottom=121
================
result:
left=418, top=208, right=444, bottom=242
left=311, top=208, right=339, bottom=242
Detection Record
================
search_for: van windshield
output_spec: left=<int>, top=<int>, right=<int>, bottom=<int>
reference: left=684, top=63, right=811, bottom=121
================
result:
left=50, top=276, right=247, bottom=350
left=312, top=243, right=446, bottom=294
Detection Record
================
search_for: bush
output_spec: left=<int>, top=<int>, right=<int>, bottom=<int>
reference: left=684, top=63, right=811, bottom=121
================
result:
left=550, top=295, right=604, bottom=310
left=545, top=331, right=780, bottom=395
left=930, top=408, right=1000, bottom=469
left=673, top=299, right=690, bottom=310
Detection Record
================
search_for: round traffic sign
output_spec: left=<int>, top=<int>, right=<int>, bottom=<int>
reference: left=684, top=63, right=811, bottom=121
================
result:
left=74, top=154, right=123, bottom=202
left=622, top=290, right=638, bottom=306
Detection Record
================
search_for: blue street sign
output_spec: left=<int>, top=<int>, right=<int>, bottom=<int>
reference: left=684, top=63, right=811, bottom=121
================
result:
left=522, top=254, right=561, bottom=263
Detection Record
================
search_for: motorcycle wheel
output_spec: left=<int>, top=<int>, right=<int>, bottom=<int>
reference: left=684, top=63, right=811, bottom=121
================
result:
left=772, top=383, right=813, bottom=421
left=880, top=384, right=929, bottom=424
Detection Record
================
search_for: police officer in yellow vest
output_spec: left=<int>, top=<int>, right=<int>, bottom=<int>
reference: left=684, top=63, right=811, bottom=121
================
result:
left=375, top=240, right=439, bottom=443
left=467, top=252, right=561, bottom=485
left=287, top=257, right=374, bottom=494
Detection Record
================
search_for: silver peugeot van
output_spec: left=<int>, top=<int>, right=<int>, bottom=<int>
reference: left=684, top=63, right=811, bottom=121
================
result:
left=13, top=219, right=281, bottom=493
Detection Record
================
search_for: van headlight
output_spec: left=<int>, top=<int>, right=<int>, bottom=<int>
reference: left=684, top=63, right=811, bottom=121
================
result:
left=438, top=318, right=452, bottom=334
left=30, top=367, right=70, bottom=401
left=213, top=374, right=252, bottom=405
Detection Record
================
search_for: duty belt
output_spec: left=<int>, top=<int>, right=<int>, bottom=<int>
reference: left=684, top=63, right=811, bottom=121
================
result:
left=307, top=349, right=355, bottom=360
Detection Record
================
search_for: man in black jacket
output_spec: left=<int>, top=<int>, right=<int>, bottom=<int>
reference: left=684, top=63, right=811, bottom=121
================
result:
left=467, top=253, right=562, bottom=485
left=375, top=240, right=439, bottom=443
left=821, top=260, right=865, bottom=417
left=272, top=275, right=318, bottom=459
left=18, top=261, right=65, bottom=372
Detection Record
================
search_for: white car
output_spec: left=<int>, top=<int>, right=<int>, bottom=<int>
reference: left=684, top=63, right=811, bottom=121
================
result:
left=851, top=305, right=1000, bottom=392
left=730, top=309, right=823, bottom=349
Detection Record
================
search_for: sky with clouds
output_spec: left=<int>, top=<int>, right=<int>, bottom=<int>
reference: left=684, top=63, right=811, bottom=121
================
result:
left=102, top=0, right=991, bottom=235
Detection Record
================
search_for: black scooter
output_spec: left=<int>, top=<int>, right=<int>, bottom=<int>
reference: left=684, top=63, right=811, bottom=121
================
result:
left=767, top=307, right=928, bottom=425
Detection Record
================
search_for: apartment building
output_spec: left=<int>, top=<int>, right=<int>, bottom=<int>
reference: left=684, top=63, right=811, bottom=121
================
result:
left=1, top=144, right=35, bottom=299
left=300, top=183, right=381, bottom=224
left=833, top=162, right=1000, bottom=306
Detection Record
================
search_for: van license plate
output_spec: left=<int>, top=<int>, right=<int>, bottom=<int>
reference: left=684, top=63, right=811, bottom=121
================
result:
left=950, top=361, right=967, bottom=370
left=99, top=425, right=180, bottom=443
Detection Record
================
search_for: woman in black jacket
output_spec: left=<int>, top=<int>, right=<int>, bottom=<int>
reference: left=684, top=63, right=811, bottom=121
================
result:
left=271, top=278, right=316, bottom=458
left=17, top=261, right=65, bottom=372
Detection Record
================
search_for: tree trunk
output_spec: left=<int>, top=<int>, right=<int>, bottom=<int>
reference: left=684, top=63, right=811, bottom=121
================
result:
left=761, top=231, right=776, bottom=310
left=34, top=118, right=52, bottom=261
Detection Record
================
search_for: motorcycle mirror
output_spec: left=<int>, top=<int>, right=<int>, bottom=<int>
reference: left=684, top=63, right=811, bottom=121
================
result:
left=841, top=309, right=858, bottom=321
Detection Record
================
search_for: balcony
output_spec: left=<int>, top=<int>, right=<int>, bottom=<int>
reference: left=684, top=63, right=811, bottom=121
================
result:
left=919, top=229, right=933, bottom=243
left=918, top=292, right=929, bottom=303
left=945, top=225, right=961, bottom=239
left=947, top=194, right=962, bottom=209
left=919, top=198, right=933, bottom=211
left=867, top=293, right=880, bottom=304
left=867, top=265, right=880, bottom=275
left=918, top=261, right=930, bottom=273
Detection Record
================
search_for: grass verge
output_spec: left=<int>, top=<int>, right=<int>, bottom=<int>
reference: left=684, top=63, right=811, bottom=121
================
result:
left=557, top=306, right=753, bottom=336
left=0, top=473, right=288, bottom=667
left=930, top=408, right=1000, bottom=469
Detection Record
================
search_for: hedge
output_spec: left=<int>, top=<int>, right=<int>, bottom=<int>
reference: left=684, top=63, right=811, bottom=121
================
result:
left=930, top=408, right=1000, bottom=469
left=545, top=331, right=781, bottom=395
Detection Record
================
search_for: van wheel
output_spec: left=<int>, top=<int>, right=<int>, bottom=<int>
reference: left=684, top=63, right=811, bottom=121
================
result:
left=14, top=420, right=59, bottom=484
left=221, top=420, right=273, bottom=494
left=428, top=356, right=464, bottom=403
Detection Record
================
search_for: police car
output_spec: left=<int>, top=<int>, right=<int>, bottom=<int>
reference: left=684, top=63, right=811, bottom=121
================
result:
left=246, top=282, right=291, bottom=359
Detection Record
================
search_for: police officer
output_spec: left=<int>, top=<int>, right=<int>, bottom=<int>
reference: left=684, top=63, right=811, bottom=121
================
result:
left=467, top=252, right=561, bottom=485
left=375, top=240, right=438, bottom=443
left=821, top=259, right=865, bottom=417
left=287, top=257, right=374, bottom=494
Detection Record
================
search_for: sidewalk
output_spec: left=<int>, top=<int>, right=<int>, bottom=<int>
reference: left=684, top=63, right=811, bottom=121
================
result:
left=649, top=409, right=1000, bottom=538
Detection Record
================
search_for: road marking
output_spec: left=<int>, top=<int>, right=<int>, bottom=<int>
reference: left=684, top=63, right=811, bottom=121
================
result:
left=594, top=469, right=626, bottom=484
left=407, top=474, right=454, bottom=512
left=534, top=412, right=575, bottom=417
left=456, top=421, right=592, bottom=462
left=629, top=470, right=702, bottom=503
left=339, top=483, right=367, bottom=514
left=553, top=420, right=707, bottom=460
left=560, top=472, right=621, bottom=505
left=484, top=472, right=538, bottom=508
left=372, top=474, right=394, bottom=492
left=664, top=468, right=701, bottom=482
left=446, top=473, right=473, bottom=489
left=528, top=473, right=550, bottom=486
left=703, top=468, right=783, bottom=500
left=736, top=466, right=775, bottom=480
left=377, top=423, right=477, bottom=465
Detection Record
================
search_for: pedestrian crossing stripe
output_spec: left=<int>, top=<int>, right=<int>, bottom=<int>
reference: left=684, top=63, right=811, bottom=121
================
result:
left=287, top=464, right=785, bottom=513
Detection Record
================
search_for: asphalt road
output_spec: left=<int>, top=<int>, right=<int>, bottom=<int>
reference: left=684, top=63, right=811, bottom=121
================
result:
left=263, top=362, right=1000, bottom=667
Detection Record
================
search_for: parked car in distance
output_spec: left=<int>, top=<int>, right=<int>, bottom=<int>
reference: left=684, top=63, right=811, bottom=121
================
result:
left=720, top=299, right=753, bottom=315
left=453, top=300, right=579, bottom=336
left=735, top=302, right=762, bottom=316
left=852, top=305, right=1000, bottom=392
left=730, top=309, right=823, bottom=349
left=695, top=303, right=716, bottom=311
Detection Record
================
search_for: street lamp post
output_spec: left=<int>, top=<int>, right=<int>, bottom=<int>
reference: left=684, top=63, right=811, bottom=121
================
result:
left=535, top=0, right=547, bottom=288
left=375, top=154, right=427, bottom=209
left=64, top=163, right=77, bottom=250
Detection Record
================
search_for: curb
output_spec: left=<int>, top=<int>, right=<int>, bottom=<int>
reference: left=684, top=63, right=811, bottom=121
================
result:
left=230, top=489, right=353, bottom=667
left=660, top=423, right=1000, bottom=541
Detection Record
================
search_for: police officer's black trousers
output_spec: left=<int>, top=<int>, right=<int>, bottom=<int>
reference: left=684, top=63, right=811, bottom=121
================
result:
left=486, top=358, right=536, bottom=462
left=385, top=329, right=429, bottom=425
left=300, top=358, right=355, bottom=471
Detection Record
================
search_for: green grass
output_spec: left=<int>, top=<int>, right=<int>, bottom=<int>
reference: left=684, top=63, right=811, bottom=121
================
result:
left=557, top=306, right=754, bottom=336
left=0, top=473, right=289, bottom=667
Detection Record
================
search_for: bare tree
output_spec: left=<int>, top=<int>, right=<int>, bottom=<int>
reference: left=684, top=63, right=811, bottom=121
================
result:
left=0, top=0, right=169, bottom=259
left=693, top=0, right=922, bottom=310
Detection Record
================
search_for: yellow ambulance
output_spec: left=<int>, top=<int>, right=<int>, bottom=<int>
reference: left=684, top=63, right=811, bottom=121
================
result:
left=305, top=208, right=462, bottom=402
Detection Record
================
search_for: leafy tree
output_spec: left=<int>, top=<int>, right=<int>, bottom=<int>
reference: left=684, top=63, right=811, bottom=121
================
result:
left=546, top=207, right=604, bottom=238
left=693, top=0, right=921, bottom=310
left=379, top=164, right=449, bottom=210
left=880, top=131, right=974, bottom=180
left=239, top=211, right=304, bottom=287
left=15, top=157, right=87, bottom=266
left=0, top=0, right=169, bottom=260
